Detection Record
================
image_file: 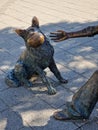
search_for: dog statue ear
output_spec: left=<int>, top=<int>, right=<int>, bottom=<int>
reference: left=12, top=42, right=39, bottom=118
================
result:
left=32, top=16, right=39, bottom=28
left=15, top=29, right=27, bottom=37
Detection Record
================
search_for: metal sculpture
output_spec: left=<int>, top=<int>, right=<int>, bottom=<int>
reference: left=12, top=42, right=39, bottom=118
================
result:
left=5, top=16, right=68, bottom=95
left=50, top=26, right=98, bottom=42
left=50, top=25, right=98, bottom=120
left=53, top=70, right=98, bottom=120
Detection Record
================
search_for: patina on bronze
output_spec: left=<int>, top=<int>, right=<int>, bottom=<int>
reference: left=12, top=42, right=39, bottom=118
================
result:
left=50, top=26, right=98, bottom=42
left=50, top=25, right=98, bottom=120
left=53, top=70, right=98, bottom=120
left=5, top=16, right=68, bottom=95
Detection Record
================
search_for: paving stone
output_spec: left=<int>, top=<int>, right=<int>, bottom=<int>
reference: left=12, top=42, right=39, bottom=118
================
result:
left=53, top=37, right=90, bottom=51
left=0, top=87, right=35, bottom=107
left=67, top=43, right=96, bottom=56
left=37, top=85, right=73, bottom=108
left=84, top=51, right=98, bottom=65
left=0, top=0, right=98, bottom=130
left=12, top=99, right=55, bottom=126
left=82, top=69, right=97, bottom=79
left=84, top=38, right=98, bottom=52
left=0, top=70, right=8, bottom=91
left=12, top=96, right=45, bottom=114
left=19, top=127, right=33, bottom=130
left=54, top=50, right=74, bottom=65
left=45, top=63, right=79, bottom=81
left=0, top=108, right=26, bottom=130
left=90, top=103, right=98, bottom=118
left=62, top=75, right=88, bottom=93
left=0, top=25, right=17, bottom=41
left=0, top=38, right=24, bottom=57
left=12, top=99, right=77, bottom=130
left=32, top=118, right=78, bottom=130
left=54, top=50, right=97, bottom=74
left=7, top=40, right=25, bottom=58
left=67, top=55, right=97, bottom=74
left=0, top=99, right=8, bottom=112
left=52, top=45, right=64, bottom=55
left=0, top=49, right=15, bottom=72
left=0, top=14, right=27, bottom=27
left=79, top=118, right=98, bottom=130
left=0, top=26, right=25, bottom=58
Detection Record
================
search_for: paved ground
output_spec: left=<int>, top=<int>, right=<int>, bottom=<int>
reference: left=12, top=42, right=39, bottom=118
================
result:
left=0, top=0, right=98, bottom=130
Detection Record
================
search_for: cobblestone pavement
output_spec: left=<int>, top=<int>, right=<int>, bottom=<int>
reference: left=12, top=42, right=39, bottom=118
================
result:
left=0, top=0, right=98, bottom=130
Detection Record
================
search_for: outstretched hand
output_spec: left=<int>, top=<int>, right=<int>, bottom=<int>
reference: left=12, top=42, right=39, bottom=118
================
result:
left=50, top=30, right=69, bottom=42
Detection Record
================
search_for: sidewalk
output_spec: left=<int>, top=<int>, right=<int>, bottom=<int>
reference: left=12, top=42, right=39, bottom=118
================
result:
left=0, top=0, right=98, bottom=130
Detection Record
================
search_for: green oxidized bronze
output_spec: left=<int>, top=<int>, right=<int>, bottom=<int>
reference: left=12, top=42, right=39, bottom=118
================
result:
left=5, top=16, right=68, bottom=95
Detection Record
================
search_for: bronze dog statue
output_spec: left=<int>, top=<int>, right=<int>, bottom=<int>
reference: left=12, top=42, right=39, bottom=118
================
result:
left=5, top=16, right=68, bottom=95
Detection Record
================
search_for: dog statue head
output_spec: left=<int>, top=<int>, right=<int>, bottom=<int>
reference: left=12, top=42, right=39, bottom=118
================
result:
left=15, top=16, right=45, bottom=48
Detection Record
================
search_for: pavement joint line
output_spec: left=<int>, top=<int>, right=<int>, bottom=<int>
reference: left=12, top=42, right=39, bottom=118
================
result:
left=0, top=0, right=98, bottom=129
left=21, top=0, right=96, bottom=20
left=0, top=0, right=16, bottom=14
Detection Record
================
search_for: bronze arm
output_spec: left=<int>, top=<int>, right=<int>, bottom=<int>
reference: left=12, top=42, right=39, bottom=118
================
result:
left=50, top=25, right=98, bottom=42
left=67, top=25, right=98, bottom=38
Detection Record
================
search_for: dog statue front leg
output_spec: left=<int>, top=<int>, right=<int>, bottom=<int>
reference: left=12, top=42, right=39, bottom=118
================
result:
left=49, top=58, right=68, bottom=84
left=36, top=67, right=56, bottom=95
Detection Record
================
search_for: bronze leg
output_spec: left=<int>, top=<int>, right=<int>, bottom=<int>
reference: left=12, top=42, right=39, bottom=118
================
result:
left=53, top=70, right=98, bottom=120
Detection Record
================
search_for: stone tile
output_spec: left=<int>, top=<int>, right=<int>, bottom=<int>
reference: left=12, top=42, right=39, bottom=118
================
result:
left=73, top=114, right=98, bottom=128
left=0, top=49, right=15, bottom=72
left=0, top=108, right=26, bottom=130
left=90, top=103, right=98, bottom=118
left=0, top=15, right=27, bottom=28
left=0, top=87, right=35, bottom=107
left=0, top=70, right=8, bottom=91
left=0, top=25, right=17, bottom=40
left=54, top=37, right=90, bottom=51
left=54, top=50, right=74, bottom=65
left=84, top=51, right=98, bottom=65
left=67, top=43, right=96, bottom=56
left=19, top=127, right=33, bottom=130
left=45, top=63, right=79, bottom=81
left=32, top=118, right=78, bottom=130
left=37, top=85, right=73, bottom=108
left=8, top=42, right=26, bottom=58
left=53, top=46, right=64, bottom=55
left=52, top=39, right=81, bottom=51
left=82, top=69, right=97, bottom=79
left=0, top=0, right=98, bottom=130
left=67, top=56, right=97, bottom=74
left=62, top=75, right=88, bottom=93
left=0, top=99, right=8, bottom=112
left=0, top=29, right=25, bottom=57
left=79, top=118, right=98, bottom=130
left=54, top=51, right=97, bottom=74
left=84, top=38, right=98, bottom=52
left=7, top=9, right=25, bottom=21
left=13, top=99, right=77, bottom=130
left=0, top=37, right=16, bottom=51
left=0, top=38, right=24, bottom=57
left=12, top=99, right=55, bottom=126
left=12, top=96, right=45, bottom=115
